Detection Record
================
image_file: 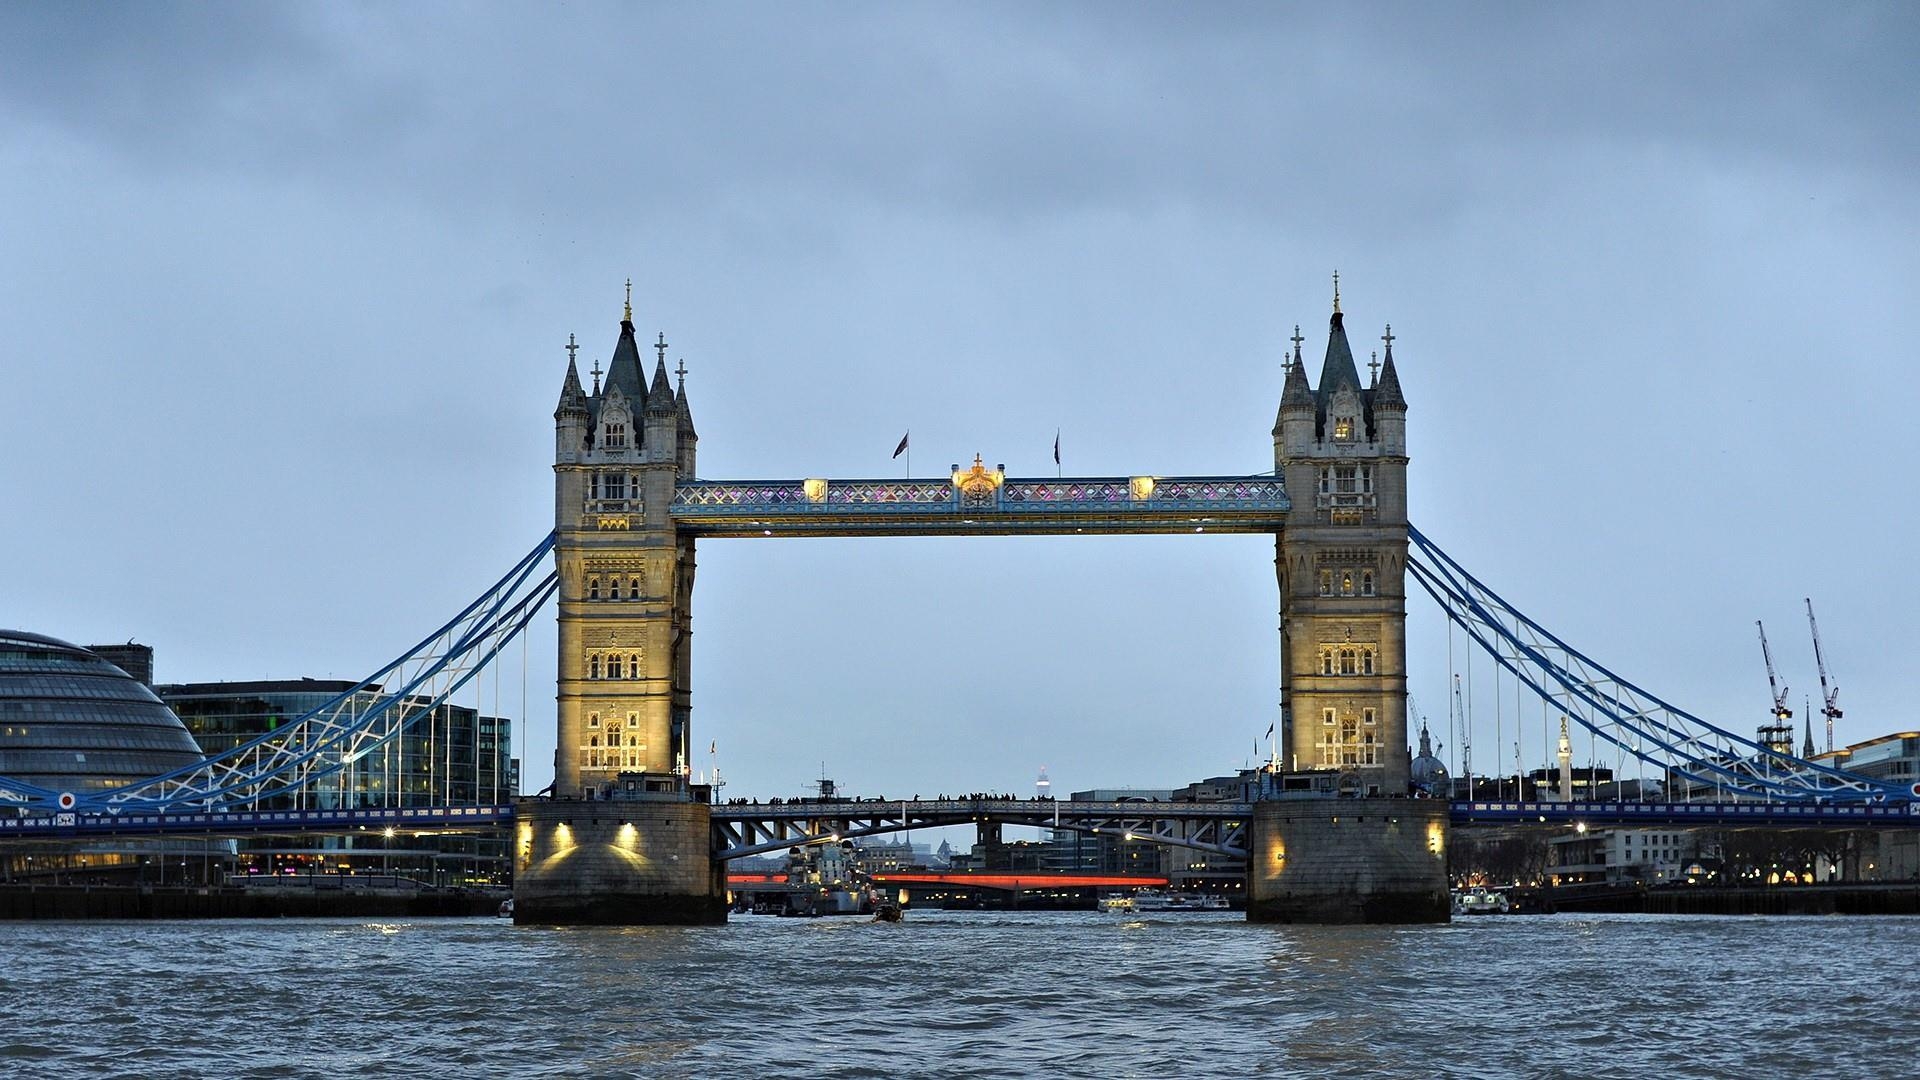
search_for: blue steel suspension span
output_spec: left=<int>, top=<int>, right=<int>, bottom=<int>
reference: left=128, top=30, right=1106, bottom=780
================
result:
left=3, top=522, right=1909, bottom=817
left=1406, top=526, right=1906, bottom=803
left=0, top=533, right=557, bottom=814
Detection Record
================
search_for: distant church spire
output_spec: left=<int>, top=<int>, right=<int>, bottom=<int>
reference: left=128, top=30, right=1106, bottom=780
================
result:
left=1332, top=269, right=1341, bottom=314
left=624, top=278, right=633, bottom=323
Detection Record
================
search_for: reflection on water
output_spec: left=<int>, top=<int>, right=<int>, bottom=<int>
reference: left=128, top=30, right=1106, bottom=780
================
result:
left=2, top=911, right=1914, bottom=1078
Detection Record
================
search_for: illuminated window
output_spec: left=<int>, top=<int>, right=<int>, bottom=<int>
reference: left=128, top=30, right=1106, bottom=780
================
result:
left=1340, top=572, right=1355, bottom=596
left=1333, top=416, right=1355, bottom=440
left=1319, top=570, right=1332, bottom=596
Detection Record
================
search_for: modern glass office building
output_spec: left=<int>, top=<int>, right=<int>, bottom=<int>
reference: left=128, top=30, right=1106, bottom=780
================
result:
left=159, top=679, right=517, bottom=811
left=157, top=679, right=518, bottom=884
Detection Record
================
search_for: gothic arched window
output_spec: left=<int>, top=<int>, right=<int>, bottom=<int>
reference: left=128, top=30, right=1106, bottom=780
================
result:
left=587, top=577, right=600, bottom=601
left=1361, top=570, right=1375, bottom=597
left=588, top=655, right=601, bottom=680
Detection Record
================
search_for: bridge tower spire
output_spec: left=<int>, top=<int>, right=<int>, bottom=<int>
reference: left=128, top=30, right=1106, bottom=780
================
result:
left=522, top=299, right=721, bottom=925
left=551, top=303, right=698, bottom=800
left=1272, top=286, right=1411, bottom=795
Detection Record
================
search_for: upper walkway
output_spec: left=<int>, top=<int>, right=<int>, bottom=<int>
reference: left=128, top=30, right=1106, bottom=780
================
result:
left=667, top=470, right=1290, bottom=537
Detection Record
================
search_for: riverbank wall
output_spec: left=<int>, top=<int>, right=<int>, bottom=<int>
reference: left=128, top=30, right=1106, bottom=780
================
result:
left=0, top=884, right=502, bottom=919
left=1543, top=883, right=1920, bottom=916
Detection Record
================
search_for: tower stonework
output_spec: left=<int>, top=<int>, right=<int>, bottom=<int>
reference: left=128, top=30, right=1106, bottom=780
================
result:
left=1250, top=293, right=1444, bottom=923
left=1273, top=302, right=1411, bottom=796
left=552, top=319, right=696, bottom=798
left=515, top=311, right=721, bottom=926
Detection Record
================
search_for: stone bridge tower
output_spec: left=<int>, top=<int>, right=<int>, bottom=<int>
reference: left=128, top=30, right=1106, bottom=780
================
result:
left=1273, top=286, right=1410, bottom=795
left=550, top=297, right=699, bottom=799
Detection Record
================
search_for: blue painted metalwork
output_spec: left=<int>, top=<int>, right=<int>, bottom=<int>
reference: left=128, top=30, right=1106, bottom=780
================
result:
left=1409, top=526, right=1907, bottom=803
left=1451, top=799, right=1920, bottom=828
left=710, top=797, right=1252, bottom=860
left=1, top=803, right=514, bottom=839
left=0, top=533, right=559, bottom=814
left=670, top=475, right=1289, bottom=536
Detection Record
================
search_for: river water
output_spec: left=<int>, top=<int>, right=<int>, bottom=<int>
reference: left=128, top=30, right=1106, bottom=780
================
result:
left=1, top=911, right=1912, bottom=1078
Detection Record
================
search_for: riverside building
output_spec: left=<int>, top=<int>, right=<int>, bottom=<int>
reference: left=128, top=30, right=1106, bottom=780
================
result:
left=158, top=678, right=518, bottom=884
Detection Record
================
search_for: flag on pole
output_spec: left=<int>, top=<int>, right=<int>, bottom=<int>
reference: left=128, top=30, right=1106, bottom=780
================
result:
left=1265, top=722, right=1275, bottom=739
left=708, top=741, right=716, bottom=754
left=1053, top=430, right=1060, bottom=466
left=893, top=432, right=909, bottom=459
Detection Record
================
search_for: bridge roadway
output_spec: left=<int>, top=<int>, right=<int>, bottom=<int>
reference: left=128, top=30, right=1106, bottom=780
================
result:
left=0, top=804, right=514, bottom=840
left=1452, top=799, right=1920, bottom=828
left=9, top=797, right=1916, bottom=843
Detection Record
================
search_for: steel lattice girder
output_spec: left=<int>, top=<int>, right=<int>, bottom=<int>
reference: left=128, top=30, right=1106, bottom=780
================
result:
left=710, top=799, right=1252, bottom=860
left=670, top=475, right=1289, bottom=537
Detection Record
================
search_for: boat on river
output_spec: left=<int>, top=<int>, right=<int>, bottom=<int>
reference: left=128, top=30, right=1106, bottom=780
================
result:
left=1451, top=887, right=1510, bottom=916
left=1129, top=889, right=1230, bottom=912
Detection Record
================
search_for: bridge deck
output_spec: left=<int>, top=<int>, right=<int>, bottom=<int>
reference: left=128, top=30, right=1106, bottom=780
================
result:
left=1452, top=799, right=1920, bottom=828
left=1, top=804, right=514, bottom=839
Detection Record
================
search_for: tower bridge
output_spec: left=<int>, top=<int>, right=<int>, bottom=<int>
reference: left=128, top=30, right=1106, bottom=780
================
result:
left=7, top=282, right=1911, bottom=924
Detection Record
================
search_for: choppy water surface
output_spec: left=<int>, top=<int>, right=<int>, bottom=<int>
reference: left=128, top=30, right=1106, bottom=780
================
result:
left=1, top=911, right=1914, bottom=1078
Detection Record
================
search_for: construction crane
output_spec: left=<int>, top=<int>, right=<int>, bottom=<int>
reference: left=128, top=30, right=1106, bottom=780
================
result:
left=1756, top=621, right=1795, bottom=755
left=1806, top=598, right=1842, bottom=754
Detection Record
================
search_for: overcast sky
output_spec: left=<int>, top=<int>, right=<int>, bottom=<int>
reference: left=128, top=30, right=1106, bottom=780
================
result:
left=3, top=3, right=1916, bottom=806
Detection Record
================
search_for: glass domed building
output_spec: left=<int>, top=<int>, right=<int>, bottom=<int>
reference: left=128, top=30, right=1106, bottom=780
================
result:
left=0, top=630, right=204, bottom=798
